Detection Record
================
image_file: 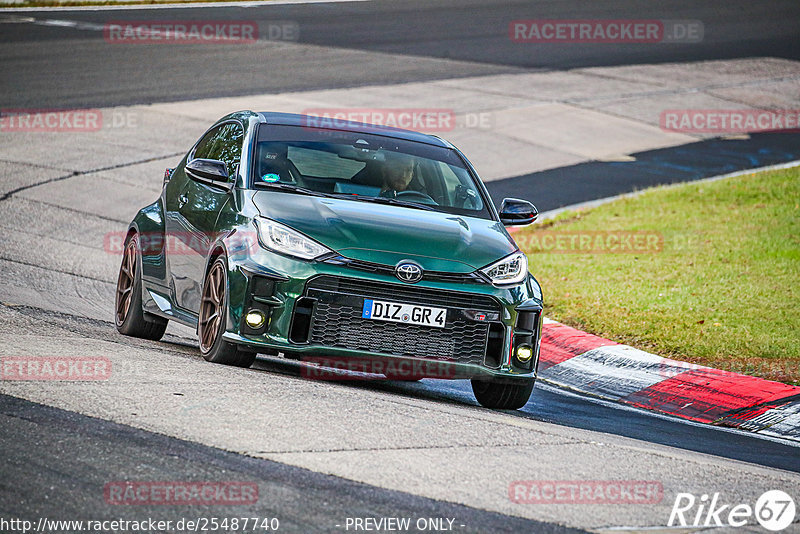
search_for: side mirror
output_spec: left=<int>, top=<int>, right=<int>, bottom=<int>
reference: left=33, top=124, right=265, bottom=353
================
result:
left=499, top=198, right=538, bottom=226
left=185, top=158, right=231, bottom=189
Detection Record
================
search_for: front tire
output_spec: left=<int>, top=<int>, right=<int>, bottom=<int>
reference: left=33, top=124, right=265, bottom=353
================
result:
left=198, top=256, right=256, bottom=368
left=471, top=378, right=534, bottom=410
left=115, top=233, right=168, bottom=341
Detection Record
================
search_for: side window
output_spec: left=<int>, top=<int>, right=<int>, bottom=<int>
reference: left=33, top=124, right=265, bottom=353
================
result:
left=192, top=125, right=223, bottom=161
left=191, top=122, right=245, bottom=179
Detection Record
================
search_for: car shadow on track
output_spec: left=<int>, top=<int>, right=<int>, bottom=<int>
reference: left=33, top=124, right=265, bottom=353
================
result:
left=248, top=354, right=800, bottom=473
left=250, top=354, right=484, bottom=407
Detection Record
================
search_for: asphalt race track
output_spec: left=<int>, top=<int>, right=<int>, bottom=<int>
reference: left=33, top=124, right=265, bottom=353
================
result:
left=1, top=0, right=799, bottom=108
left=487, top=132, right=800, bottom=211
left=0, top=394, right=577, bottom=534
left=1, top=1, right=799, bottom=532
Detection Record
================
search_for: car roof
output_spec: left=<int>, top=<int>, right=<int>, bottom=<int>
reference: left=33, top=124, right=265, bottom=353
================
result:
left=256, top=111, right=452, bottom=148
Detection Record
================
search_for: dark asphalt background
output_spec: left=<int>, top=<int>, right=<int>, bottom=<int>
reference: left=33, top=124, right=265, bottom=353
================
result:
left=3, top=0, right=799, bottom=208
left=1, top=0, right=799, bottom=109
left=487, top=132, right=800, bottom=211
left=0, top=393, right=584, bottom=534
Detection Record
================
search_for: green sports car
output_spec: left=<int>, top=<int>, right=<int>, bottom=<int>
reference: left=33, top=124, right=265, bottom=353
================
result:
left=115, top=111, right=543, bottom=409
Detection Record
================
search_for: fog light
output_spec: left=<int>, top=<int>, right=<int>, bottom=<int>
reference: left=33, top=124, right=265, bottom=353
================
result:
left=245, top=309, right=266, bottom=329
left=516, top=345, right=533, bottom=362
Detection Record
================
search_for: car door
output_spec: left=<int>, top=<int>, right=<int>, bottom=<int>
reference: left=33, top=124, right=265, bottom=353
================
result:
left=165, top=121, right=244, bottom=314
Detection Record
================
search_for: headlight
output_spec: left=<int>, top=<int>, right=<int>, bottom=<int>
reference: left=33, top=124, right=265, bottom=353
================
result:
left=480, top=251, right=528, bottom=286
left=254, top=217, right=332, bottom=260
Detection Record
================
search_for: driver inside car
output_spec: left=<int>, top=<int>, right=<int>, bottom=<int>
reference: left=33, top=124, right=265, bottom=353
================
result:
left=379, top=153, right=418, bottom=197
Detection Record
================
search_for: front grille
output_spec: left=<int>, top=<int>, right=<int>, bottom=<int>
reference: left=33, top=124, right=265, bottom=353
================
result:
left=320, top=254, right=489, bottom=284
left=301, top=275, right=502, bottom=365
left=308, top=275, right=499, bottom=309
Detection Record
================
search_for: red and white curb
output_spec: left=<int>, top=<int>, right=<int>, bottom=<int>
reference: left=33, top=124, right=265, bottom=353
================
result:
left=538, top=318, right=800, bottom=442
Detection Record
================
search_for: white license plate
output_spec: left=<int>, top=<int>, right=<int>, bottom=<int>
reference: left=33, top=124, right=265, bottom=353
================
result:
left=361, top=299, right=446, bottom=328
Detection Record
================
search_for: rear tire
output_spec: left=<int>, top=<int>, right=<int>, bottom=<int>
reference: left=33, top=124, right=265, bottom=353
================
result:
left=198, top=256, right=256, bottom=368
left=471, top=378, right=534, bottom=410
left=115, top=233, right=168, bottom=341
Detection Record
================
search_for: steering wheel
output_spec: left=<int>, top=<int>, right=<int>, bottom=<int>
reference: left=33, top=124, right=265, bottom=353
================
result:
left=396, top=190, right=438, bottom=205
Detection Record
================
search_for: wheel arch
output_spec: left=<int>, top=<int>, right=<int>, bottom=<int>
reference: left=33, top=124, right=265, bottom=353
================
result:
left=202, top=241, right=247, bottom=340
left=129, top=198, right=168, bottom=283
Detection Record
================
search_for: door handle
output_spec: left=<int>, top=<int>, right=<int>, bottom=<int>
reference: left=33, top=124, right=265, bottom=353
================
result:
left=178, top=194, right=188, bottom=208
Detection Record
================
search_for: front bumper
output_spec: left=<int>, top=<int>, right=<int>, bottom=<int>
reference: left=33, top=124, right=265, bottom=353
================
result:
left=224, top=249, right=543, bottom=382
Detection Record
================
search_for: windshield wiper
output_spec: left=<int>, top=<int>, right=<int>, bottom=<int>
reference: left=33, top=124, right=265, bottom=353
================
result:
left=253, top=183, right=435, bottom=211
left=354, top=196, right=436, bottom=211
left=253, top=182, right=330, bottom=197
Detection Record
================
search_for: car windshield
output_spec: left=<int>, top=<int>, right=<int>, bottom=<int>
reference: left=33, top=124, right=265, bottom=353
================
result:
left=253, top=124, right=491, bottom=219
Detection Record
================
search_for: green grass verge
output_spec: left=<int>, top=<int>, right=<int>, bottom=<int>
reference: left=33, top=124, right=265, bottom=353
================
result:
left=516, top=165, right=800, bottom=385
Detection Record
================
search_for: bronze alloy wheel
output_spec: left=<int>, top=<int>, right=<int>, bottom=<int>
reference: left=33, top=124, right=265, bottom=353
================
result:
left=114, top=233, right=168, bottom=340
left=115, top=236, right=138, bottom=326
left=199, top=259, right=226, bottom=353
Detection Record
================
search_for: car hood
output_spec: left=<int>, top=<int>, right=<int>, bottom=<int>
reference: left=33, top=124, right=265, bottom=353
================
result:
left=252, top=192, right=517, bottom=273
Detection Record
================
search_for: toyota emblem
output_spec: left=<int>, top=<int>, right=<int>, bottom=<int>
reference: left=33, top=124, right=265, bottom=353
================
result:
left=395, top=261, right=423, bottom=283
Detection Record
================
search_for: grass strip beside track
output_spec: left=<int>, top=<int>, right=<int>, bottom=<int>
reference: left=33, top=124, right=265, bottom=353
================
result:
left=516, top=166, right=800, bottom=384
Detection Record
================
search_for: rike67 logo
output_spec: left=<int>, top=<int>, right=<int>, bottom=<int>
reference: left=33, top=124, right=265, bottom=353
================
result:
left=669, top=490, right=796, bottom=531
